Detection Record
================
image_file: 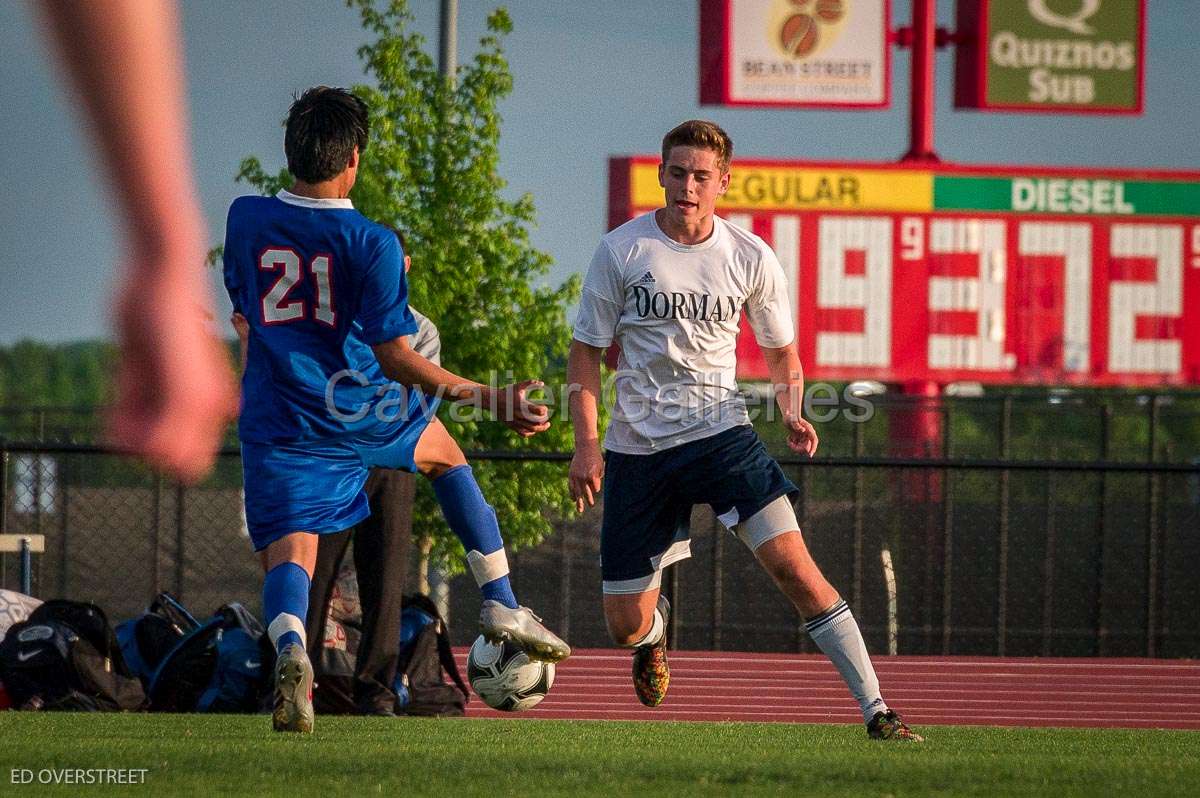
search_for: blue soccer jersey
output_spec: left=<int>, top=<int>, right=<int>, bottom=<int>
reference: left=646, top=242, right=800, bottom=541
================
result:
left=223, top=190, right=418, bottom=445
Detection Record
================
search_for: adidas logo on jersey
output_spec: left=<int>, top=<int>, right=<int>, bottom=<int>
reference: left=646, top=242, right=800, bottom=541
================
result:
left=636, top=271, right=656, bottom=284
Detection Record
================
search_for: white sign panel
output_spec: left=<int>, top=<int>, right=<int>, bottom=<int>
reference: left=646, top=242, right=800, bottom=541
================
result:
left=701, top=0, right=891, bottom=108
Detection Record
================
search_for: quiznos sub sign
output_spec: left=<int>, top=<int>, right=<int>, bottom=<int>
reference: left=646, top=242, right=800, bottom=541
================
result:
left=607, top=157, right=1200, bottom=386
left=955, top=0, right=1145, bottom=114
left=699, top=0, right=891, bottom=108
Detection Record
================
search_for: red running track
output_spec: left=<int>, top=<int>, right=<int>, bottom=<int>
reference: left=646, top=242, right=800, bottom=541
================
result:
left=455, top=648, right=1200, bottom=730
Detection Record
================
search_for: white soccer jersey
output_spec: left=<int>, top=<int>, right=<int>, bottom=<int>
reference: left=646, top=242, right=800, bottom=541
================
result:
left=408, top=306, right=441, bottom=366
left=574, top=212, right=795, bottom=454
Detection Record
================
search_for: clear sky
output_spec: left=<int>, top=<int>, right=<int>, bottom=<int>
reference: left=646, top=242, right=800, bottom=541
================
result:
left=1, top=0, right=1195, bottom=344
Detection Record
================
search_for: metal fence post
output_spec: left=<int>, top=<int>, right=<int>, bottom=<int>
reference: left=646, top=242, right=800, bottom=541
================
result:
left=922, top=443, right=935, bottom=654
left=1041, top=470, right=1057, bottom=656
left=58, top=455, right=70, bottom=597
left=712, top=515, right=723, bottom=651
left=1146, top=395, right=1161, bottom=657
left=941, top=407, right=954, bottom=655
left=667, top=562, right=680, bottom=650
left=33, top=452, right=43, bottom=538
left=152, top=473, right=163, bottom=594
left=1095, top=403, right=1111, bottom=655
left=559, top=525, right=571, bottom=643
left=997, top=397, right=1011, bottom=656
left=20, top=536, right=32, bottom=595
left=852, top=422, right=865, bottom=615
left=1158, top=470, right=1172, bottom=657
left=797, top=463, right=810, bottom=653
left=175, top=482, right=186, bottom=600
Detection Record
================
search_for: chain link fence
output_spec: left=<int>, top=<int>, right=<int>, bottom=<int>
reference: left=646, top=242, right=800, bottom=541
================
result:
left=2, top=440, right=1196, bottom=659
left=7, top=391, right=1200, bottom=461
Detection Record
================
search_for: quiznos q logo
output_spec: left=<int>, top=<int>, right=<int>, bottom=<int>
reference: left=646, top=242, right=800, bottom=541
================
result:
left=1027, top=0, right=1100, bottom=35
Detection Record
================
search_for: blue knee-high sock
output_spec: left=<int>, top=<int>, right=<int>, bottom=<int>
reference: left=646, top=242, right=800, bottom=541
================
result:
left=432, top=465, right=518, bottom=608
left=263, top=562, right=310, bottom=654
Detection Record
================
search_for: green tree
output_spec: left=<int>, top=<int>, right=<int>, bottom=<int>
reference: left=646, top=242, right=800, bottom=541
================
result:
left=234, top=0, right=581, bottom=573
left=0, top=340, right=116, bottom=409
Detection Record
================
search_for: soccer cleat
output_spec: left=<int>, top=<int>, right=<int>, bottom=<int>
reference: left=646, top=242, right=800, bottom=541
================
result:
left=867, top=709, right=923, bottom=742
left=272, top=643, right=314, bottom=733
left=632, top=594, right=670, bottom=708
left=479, top=600, right=571, bottom=663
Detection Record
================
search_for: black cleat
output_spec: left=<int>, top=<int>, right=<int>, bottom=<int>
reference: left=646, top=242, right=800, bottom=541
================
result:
left=867, top=709, right=923, bottom=742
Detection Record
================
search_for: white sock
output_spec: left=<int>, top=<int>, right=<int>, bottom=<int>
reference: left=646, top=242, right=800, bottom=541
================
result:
left=267, top=612, right=307, bottom=652
left=805, top=599, right=888, bottom=722
left=625, top=606, right=665, bottom=648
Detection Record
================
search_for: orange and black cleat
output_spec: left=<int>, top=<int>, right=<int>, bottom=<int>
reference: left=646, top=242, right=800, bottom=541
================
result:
left=632, top=595, right=671, bottom=707
left=867, top=709, right=924, bottom=742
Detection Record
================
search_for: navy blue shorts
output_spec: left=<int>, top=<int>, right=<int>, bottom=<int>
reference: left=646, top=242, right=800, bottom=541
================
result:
left=600, top=424, right=798, bottom=592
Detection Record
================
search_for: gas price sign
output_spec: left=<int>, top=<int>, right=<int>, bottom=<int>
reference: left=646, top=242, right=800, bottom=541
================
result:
left=607, top=157, right=1200, bottom=386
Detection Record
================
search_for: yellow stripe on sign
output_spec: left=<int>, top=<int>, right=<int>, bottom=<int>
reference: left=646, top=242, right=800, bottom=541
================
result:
left=630, top=163, right=934, bottom=212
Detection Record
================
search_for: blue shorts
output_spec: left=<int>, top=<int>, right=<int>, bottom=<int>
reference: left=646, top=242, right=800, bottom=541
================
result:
left=600, top=424, right=798, bottom=592
left=241, top=394, right=437, bottom=551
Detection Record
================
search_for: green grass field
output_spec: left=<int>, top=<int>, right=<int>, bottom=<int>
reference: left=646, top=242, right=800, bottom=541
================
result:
left=0, top=714, right=1196, bottom=797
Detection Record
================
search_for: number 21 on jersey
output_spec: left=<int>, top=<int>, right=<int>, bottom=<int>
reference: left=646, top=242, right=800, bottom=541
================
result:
left=258, top=248, right=336, bottom=327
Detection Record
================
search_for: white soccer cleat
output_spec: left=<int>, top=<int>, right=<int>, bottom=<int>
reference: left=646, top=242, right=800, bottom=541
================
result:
left=479, top=600, right=571, bottom=663
left=271, top=643, right=314, bottom=733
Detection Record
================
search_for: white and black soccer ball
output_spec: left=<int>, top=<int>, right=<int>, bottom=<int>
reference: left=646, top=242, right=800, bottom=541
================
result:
left=466, top=635, right=555, bottom=712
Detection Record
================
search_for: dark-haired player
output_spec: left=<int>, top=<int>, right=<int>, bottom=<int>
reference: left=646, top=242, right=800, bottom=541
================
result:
left=567, top=120, right=920, bottom=741
left=224, top=86, right=569, bottom=733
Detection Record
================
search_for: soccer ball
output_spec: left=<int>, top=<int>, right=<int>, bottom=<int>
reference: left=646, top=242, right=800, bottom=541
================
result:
left=466, top=635, right=555, bottom=711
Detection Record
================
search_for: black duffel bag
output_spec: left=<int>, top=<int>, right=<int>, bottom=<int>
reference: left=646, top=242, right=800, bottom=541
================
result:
left=0, top=599, right=145, bottom=711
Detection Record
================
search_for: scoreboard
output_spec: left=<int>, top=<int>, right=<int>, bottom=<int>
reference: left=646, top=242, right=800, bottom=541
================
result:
left=607, top=157, right=1200, bottom=386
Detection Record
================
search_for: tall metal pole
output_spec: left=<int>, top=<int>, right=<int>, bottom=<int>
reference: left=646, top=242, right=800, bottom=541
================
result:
left=439, top=0, right=458, bottom=80
left=903, top=0, right=939, bottom=162
left=431, top=0, right=457, bottom=624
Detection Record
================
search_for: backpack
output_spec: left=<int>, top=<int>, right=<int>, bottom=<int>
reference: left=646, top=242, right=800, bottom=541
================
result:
left=115, top=592, right=201, bottom=685
left=394, top=594, right=468, bottom=717
left=148, top=603, right=273, bottom=713
left=0, top=599, right=146, bottom=712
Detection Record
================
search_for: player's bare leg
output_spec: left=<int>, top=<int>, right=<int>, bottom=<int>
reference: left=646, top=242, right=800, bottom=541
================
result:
left=414, top=419, right=570, bottom=662
left=261, top=533, right=318, bottom=733
left=754, top=530, right=921, bottom=741
left=413, top=415, right=469, bottom=478
left=752, top=531, right=839, bottom=617
left=605, top=589, right=671, bottom=707
left=603, top=589, right=661, bottom=644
